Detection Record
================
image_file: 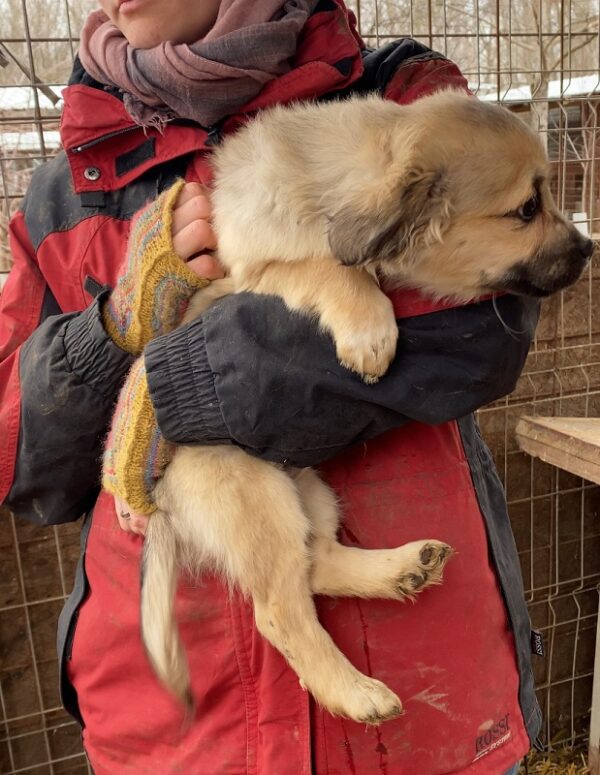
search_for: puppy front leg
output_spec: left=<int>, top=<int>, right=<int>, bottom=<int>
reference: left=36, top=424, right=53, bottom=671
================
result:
left=242, top=258, right=398, bottom=382
left=294, top=468, right=453, bottom=601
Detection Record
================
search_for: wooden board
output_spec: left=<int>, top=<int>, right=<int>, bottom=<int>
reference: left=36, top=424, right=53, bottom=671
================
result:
left=516, top=419, right=600, bottom=773
left=516, top=416, right=600, bottom=772
left=515, top=416, right=600, bottom=486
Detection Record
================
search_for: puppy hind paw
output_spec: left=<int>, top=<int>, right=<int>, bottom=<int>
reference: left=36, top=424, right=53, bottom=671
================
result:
left=328, top=676, right=403, bottom=726
left=396, top=540, right=453, bottom=598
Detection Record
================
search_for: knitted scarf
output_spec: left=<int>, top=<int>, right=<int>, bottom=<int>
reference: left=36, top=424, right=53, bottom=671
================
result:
left=79, top=0, right=319, bottom=130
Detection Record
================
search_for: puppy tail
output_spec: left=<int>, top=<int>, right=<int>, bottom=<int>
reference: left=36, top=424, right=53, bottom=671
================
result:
left=141, top=512, right=193, bottom=710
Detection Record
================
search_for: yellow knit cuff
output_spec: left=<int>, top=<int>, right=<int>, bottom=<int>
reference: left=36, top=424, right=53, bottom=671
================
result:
left=103, top=358, right=174, bottom=515
left=103, top=180, right=209, bottom=356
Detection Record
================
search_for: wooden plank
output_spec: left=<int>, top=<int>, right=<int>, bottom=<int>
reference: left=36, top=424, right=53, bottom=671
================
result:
left=515, top=416, right=600, bottom=773
left=591, top=597, right=600, bottom=775
left=515, top=416, right=600, bottom=486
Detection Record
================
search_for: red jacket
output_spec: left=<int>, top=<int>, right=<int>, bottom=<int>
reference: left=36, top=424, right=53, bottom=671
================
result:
left=0, top=2, right=541, bottom=772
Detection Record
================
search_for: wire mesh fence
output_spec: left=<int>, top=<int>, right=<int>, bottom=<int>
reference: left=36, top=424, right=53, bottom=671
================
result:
left=1, top=3, right=95, bottom=773
left=0, top=1, right=599, bottom=773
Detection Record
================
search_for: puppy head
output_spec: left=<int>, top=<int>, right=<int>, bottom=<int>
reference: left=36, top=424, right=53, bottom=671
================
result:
left=422, top=175, right=595, bottom=299
left=328, top=91, right=594, bottom=300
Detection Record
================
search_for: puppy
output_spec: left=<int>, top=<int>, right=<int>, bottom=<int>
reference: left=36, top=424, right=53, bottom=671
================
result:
left=137, top=90, right=593, bottom=724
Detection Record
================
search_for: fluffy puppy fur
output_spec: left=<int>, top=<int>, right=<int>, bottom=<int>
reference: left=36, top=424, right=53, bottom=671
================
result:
left=139, top=90, right=594, bottom=724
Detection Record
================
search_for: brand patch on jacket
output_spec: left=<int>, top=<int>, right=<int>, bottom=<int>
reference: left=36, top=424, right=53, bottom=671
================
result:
left=473, top=714, right=511, bottom=761
left=531, top=628, right=545, bottom=656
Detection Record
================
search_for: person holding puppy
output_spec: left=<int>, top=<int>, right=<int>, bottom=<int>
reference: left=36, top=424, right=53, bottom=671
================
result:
left=0, top=1, right=538, bottom=772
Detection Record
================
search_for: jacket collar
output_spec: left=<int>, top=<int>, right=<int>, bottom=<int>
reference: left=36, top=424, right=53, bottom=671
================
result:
left=61, top=0, right=365, bottom=194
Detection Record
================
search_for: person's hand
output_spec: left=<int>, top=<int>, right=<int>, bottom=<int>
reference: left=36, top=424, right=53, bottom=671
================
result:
left=115, top=495, right=150, bottom=536
left=102, top=180, right=223, bottom=355
left=172, top=182, right=223, bottom=280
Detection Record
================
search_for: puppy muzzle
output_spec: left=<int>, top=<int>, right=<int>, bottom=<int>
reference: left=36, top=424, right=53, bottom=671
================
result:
left=495, top=234, right=595, bottom=298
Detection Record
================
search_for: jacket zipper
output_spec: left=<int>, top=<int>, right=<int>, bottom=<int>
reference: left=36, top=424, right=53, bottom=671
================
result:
left=68, top=125, right=141, bottom=154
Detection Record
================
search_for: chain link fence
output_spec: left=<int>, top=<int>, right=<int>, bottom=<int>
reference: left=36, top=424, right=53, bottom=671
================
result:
left=1, top=1, right=599, bottom=772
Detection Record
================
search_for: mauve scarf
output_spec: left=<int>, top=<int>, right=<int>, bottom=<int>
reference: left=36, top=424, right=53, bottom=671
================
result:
left=79, top=0, right=318, bottom=130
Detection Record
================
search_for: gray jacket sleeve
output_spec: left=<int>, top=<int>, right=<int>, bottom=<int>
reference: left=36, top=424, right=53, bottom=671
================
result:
left=5, top=292, right=132, bottom=525
left=145, top=293, right=539, bottom=467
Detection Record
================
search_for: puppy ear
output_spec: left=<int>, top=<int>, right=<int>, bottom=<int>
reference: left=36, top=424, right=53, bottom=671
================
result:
left=328, top=168, right=450, bottom=266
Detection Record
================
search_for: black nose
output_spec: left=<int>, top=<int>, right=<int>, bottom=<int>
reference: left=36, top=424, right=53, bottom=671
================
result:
left=578, top=237, right=595, bottom=259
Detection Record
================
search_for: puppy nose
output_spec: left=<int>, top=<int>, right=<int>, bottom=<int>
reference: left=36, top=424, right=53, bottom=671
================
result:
left=578, top=237, right=595, bottom=260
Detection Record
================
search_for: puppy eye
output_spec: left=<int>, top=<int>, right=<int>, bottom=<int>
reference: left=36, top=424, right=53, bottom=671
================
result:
left=516, top=195, right=539, bottom=222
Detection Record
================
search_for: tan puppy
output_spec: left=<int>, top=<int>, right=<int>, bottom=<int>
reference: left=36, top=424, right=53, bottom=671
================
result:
left=139, top=90, right=593, bottom=724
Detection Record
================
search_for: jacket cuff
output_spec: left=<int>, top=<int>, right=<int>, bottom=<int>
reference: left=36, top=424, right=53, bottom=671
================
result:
left=62, top=292, right=133, bottom=398
left=144, top=316, right=230, bottom=445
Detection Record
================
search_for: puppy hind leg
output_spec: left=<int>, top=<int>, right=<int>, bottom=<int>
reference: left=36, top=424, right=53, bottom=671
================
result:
left=195, top=457, right=402, bottom=724
left=242, top=467, right=404, bottom=724
left=253, top=565, right=403, bottom=725
left=158, top=448, right=402, bottom=724
left=294, top=468, right=453, bottom=601
left=312, top=539, right=454, bottom=601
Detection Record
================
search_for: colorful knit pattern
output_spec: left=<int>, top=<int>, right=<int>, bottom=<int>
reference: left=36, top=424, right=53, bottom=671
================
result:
left=103, top=358, right=173, bottom=514
left=103, top=179, right=209, bottom=356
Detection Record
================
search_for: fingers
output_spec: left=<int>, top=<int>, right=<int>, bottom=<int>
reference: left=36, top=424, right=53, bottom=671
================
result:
left=187, top=254, right=226, bottom=280
left=175, top=181, right=210, bottom=209
left=172, top=187, right=212, bottom=229
left=172, top=183, right=218, bottom=261
left=172, top=219, right=218, bottom=261
left=115, top=496, right=150, bottom=536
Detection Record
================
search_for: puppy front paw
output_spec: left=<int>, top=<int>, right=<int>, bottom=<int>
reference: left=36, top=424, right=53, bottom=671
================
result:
left=333, top=298, right=398, bottom=382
